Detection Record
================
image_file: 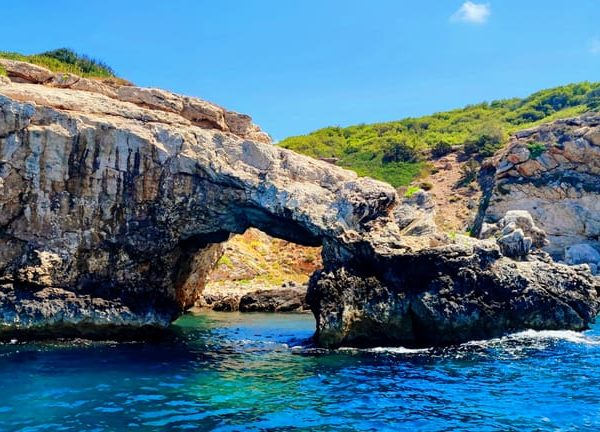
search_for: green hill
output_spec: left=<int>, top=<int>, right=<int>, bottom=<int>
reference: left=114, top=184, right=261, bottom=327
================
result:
left=0, top=48, right=117, bottom=79
left=279, top=82, right=600, bottom=187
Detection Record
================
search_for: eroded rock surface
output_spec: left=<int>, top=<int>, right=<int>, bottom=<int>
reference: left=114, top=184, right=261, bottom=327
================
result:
left=0, top=62, right=396, bottom=336
left=481, top=114, right=600, bottom=262
left=0, top=60, right=598, bottom=346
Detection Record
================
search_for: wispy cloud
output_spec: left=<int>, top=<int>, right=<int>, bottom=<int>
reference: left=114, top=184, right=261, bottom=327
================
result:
left=450, top=2, right=491, bottom=24
left=590, top=38, right=600, bottom=55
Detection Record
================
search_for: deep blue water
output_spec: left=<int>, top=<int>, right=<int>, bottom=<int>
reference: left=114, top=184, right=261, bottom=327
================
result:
left=1, top=312, right=600, bottom=431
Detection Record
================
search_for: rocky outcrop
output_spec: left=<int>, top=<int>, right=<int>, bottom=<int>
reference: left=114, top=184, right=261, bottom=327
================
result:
left=481, top=210, right=548, bottom=258
left=0, top=58, right=270, bottom=143
left=0, top=60, right=598, bottom=346
left=0, top=63, right=397, bottom=336
left=308, top=243, right=599, bottom=347
left=201, top=281, right=310, bottom=313
left=239, top=286, right=308, bottom=312
left=481, top=114, right=600, bottom=262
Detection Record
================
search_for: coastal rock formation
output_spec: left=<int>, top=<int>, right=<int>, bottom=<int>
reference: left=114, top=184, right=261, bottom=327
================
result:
left=0, top=59, right=598, bottom=346
left=0, top=60, right=396, bottom=335
left=481, top=210, right=548, bottom=258
left=308, top=243, right=598, bottom=347
left=239, top=286, right=308, bottom=312
left=480, top=114, right=600, bottom=266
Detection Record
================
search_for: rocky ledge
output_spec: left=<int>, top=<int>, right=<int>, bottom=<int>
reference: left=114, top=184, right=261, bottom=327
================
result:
left=0, top=60, right=598, bottom=346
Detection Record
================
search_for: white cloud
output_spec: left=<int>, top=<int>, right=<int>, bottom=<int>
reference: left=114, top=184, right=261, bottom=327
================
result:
left=450, top=2, right=491, bottom=24
left=590, top=38, right=600, bottom=55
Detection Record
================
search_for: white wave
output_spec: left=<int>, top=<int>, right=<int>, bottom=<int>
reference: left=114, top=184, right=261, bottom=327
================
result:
left=507, top=329, right=600, bottom=345
left=461, top=329, right=600, bottom=350
left=368, top=346, right=431, bottom=354
left=337, top=346, right=430, bottom=354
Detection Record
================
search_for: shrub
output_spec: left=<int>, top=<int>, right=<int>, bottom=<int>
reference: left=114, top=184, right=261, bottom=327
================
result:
left=40, top=48, right=115, bottom=76
left=419, top=181, right=433, bottom=191
left=382, top=141, right=419, bottom=163
left=457, top=159, right=480, bottom=186
left=527, top=142, right=546, bottom=158
left=0, top=66, right=6, bottom=77
left=431, top=141, right=452, bottom=158
left=464, top=122, right=505, bottom=157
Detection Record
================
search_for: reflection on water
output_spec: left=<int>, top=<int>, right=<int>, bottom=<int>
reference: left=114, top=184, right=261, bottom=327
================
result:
left=1, top=311, right=600, bottom=431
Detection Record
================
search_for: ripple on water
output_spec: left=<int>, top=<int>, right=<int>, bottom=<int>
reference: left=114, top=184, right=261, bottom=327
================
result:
left=0, top=312, right=599, bottom=431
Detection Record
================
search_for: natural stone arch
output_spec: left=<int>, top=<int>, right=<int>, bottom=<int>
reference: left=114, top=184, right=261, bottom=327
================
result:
left=0, top=76, right=598, bottom=347
left=0, top=88, right=396, bottom=335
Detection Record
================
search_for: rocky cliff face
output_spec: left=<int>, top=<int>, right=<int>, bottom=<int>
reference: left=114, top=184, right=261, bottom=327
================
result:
left=480, top=114, right=600, bottom=271
left=0, top=60, right=598, bottom=346
left=0, top=60, right=397, bottom=336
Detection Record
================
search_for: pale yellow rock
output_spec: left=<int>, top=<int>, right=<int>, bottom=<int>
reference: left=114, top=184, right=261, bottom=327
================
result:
left=0, top=59, right=54, bottom=83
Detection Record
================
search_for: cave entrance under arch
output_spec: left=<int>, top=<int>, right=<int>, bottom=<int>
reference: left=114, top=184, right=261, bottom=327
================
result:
left=188, top=227, right=323, bottom=313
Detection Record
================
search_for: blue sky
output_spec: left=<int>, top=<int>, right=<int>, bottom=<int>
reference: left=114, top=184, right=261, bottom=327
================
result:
left=3, top=1, right=599, bottom=140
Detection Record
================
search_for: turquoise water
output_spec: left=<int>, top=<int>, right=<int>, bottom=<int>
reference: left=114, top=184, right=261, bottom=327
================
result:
left=1, top=312, right=600, bottom=431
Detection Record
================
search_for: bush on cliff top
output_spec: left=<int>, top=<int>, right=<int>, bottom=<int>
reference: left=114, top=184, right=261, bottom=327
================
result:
left=280, top=81, right=600, bottom=187
left=0, top=48, right=116, bottom=79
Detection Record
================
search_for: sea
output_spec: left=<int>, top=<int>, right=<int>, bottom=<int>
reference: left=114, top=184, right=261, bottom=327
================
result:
left=0, top=311, right=599, bottom=431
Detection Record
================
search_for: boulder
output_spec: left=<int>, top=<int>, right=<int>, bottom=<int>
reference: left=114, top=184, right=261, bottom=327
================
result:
left=239, top=287, right=308, bottom=312
left=0, top=59, right=54, bottom=83
left=496, top=226, right=532, bottom=258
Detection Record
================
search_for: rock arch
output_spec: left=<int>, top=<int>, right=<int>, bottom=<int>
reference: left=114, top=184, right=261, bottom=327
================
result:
left=0, top=72, right=598, bottom=347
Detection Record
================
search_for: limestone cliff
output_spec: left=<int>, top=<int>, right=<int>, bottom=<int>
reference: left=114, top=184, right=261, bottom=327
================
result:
left=0, top=60, right=397, bottom=335
left=479, top=114, right=600, bottom=270
left=0, top=59, right=598, bottom=346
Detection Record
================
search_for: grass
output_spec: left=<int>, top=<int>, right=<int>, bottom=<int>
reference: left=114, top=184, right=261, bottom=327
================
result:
left=527, top=142, right=547, bottom=159
left=0, top=65, right=6, bottom=77
left=0, top=48, right=117, bottom=79
left=216, top=255, right=233, bottom=268
left=404, top=185, right=422, bottom=198
left=280, top=81, right=600, bottom=187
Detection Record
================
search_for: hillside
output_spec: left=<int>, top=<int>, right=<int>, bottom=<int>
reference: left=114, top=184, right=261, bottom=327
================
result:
left=279, top=82, right=600, bottom=187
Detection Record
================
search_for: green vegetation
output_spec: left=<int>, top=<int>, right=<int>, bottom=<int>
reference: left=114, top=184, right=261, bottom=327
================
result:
left=404, top=185, right=422, bottom=198
left=0, top=65, right=6, bottom=77
left=280, top=82, right=600, bottom=186
left=431, top=141, right=452, bottom=158
left=0, top=48, right=116, bottom=79
left=527, top=142, right=547, bottom=159
left=217, top=255, right=233, bottom=268
left=457, top=159, right=480, bottom=187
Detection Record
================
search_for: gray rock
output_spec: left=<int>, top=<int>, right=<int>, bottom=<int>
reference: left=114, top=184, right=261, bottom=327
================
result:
left=497, top=226, right=532, bottom=258
left=308, top=245, right=600, bottom=348
left=239, top=288, right=308, bottom=312
left=565, top=244, right=600, bottom=270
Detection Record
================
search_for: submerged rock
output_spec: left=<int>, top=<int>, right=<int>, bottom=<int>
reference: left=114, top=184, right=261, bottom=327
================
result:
left=0, top=59, right=598, bottom=346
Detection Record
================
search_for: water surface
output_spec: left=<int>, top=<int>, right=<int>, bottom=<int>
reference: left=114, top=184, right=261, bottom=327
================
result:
left=1, top=311, right=599, bottom=431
